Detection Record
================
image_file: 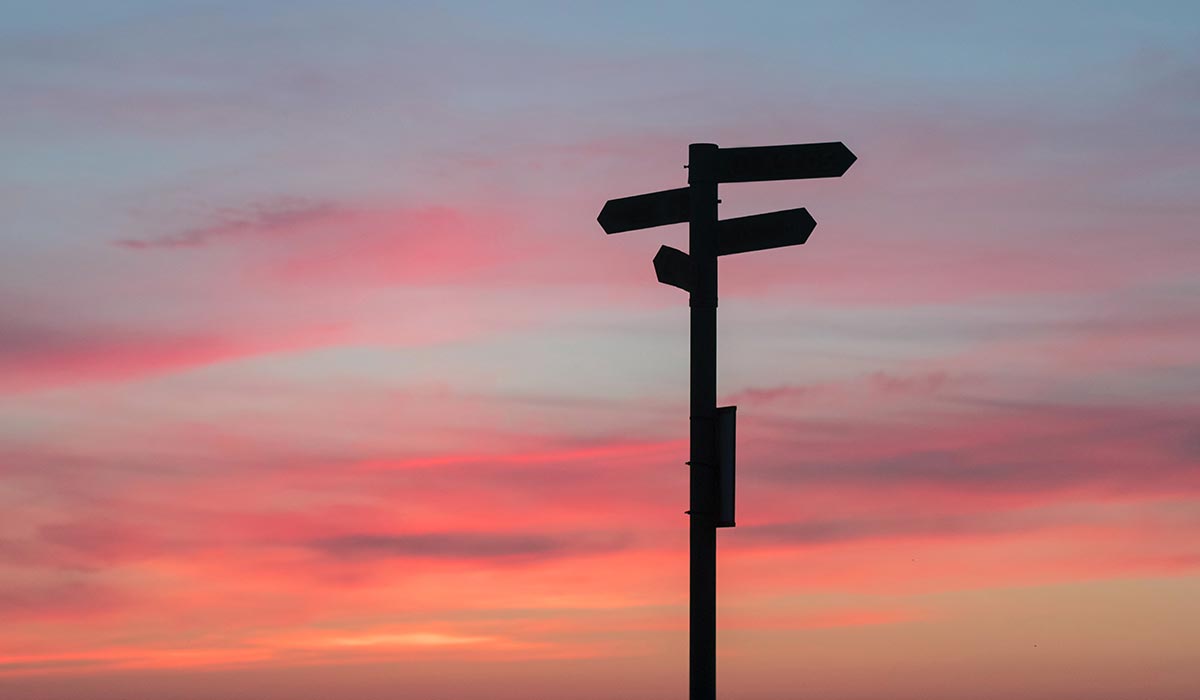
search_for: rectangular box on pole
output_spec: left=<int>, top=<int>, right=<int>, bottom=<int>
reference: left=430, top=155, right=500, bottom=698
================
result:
left=716, top=405, right=736, bottom=528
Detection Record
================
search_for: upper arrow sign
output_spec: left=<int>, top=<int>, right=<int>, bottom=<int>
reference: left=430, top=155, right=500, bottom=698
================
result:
left=715, top=142, right=856, bottom=183
left=717, top=208, right=816, bottom=256
left=597, top=187, right=690, bottom=234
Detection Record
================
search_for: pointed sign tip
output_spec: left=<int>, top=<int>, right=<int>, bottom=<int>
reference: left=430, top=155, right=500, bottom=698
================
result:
left=839, top=142, right=858, bottom=171
left=653, top=245, right=692, bottom=292
left=597, top=202, right=616, bottom=233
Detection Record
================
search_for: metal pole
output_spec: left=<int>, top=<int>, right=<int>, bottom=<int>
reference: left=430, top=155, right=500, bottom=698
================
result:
left=688, top=142, right=719, bottom=700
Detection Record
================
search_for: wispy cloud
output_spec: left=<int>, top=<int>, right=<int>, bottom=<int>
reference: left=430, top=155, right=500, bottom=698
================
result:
left=0, top=314, right=346, bottom=394
left=116, top=198, right=342, bottom=250
left=307, top=531, right=630, bottom=561
left=751, top=401, right=1200, bottom=498
left=0, top=581, right=127, bottom=623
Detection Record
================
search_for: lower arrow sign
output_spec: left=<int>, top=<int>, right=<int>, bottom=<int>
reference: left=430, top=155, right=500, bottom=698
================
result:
left=653, top=245, right=692, bottom=292
left=716, top=208, right=816, bottom=256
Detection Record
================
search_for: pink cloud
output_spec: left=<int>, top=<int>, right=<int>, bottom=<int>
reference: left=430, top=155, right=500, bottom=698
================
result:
left=745, top=401, right=1200, bottom=501
left=0, top=319, right=347, bottom=394
left=2, top=410, right=1195, bottom=682
left=722, top=370, right=968, bottom=406
left=722, top=607, right=924, bottom=631
left=0, top=581, right=128, bottom=623
left=262, top=205, right=519, bottom=288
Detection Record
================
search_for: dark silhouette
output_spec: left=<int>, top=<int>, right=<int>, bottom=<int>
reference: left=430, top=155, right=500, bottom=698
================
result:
left=597, top=141, right=856, bottom=700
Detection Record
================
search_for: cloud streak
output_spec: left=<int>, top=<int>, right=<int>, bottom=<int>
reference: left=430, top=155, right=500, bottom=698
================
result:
left=116, top=199, right=343, bottom=250
left=307, top=531, right=630, bottom=561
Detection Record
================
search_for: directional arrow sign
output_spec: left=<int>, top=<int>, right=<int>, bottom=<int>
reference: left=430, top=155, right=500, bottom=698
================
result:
left=598, top=187, right=690, bottom=234
left=715, top=142, right=856, bottom=183
left=716, top=208, right=816, bottom=256
left=653, top=245, right=692, bottom=292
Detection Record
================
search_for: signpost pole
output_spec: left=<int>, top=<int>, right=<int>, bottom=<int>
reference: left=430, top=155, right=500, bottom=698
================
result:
left=597, top=138, right=855, bottom=700
left=688, top=143, right=719, bottom=700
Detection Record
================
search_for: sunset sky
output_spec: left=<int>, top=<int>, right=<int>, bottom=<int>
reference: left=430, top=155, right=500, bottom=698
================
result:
left=2, top=2, right=1198, bottom=699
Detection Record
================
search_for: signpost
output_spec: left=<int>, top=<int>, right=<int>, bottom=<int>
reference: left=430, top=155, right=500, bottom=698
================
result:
left=598, top=141, right=856, bottom=700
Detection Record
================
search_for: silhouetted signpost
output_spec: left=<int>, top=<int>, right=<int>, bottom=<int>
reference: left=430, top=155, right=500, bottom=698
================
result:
left=598, top=141, right=856, bottom=700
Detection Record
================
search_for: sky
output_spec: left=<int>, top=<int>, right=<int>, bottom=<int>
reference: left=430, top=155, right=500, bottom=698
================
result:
left=1, top=1, right=1198, bottom=698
